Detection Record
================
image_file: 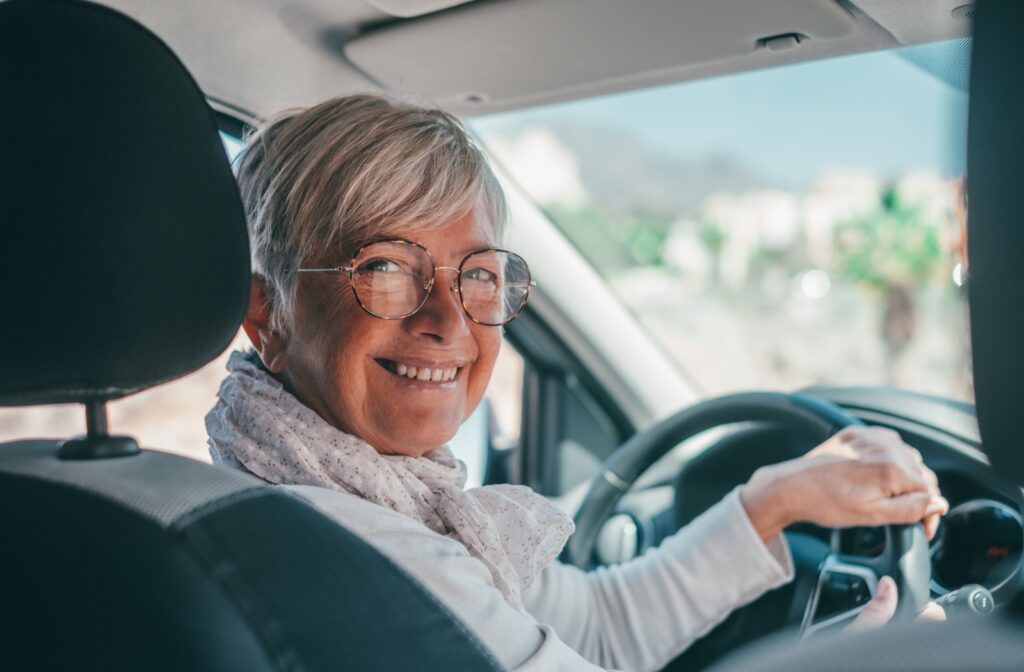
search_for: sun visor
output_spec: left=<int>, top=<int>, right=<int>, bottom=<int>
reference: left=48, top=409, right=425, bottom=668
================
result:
left=346, top=0, right=855, bottom=109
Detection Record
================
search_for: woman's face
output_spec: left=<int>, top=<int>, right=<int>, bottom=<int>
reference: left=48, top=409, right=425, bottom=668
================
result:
left=276, top=211, right=503, bottom=457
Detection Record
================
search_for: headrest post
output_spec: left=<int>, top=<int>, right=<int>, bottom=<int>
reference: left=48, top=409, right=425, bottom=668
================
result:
left=84, top=399, right=109, bottom=438
left=57, top=400, right=140, bottom=461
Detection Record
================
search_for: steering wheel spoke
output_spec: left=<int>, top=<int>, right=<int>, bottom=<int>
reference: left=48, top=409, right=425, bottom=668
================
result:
left=801, top=554, right=880, bottom=638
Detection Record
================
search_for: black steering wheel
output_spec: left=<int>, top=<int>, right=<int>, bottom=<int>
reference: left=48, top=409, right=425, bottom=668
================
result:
left=564, top=392, right=931, bottom=646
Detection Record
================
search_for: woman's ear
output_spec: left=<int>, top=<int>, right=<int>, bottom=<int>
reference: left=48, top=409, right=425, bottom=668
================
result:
left=242, top=276, right=289, bottom=373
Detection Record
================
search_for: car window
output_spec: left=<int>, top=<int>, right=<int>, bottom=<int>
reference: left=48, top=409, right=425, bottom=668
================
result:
left=221, top=132, right=245, bottom=162
left=450, top=342, right=524, bottom=487
left=471, top=39, right=971, bottom=403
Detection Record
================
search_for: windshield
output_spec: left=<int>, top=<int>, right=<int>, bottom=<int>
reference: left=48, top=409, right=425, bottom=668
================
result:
left=472, top=40, right=971, bottom=402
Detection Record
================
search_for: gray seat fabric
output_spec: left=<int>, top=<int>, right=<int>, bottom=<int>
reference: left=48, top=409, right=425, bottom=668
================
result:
left=1, top=440, right=503, bottom=671
left=0, top=440, right=261, bottom=526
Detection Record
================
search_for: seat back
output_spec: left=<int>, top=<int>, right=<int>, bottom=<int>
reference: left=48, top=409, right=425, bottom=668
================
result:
left=0, top=2, right=501, bottom=669
left=0, top=441, right=500, bottom=671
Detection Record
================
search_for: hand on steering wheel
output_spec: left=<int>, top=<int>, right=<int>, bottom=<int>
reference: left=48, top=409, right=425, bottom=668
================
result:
left=565, top=391, right=943, bottom=651
left=740, top=425, right=948, bottom=545
left=738, top=422, right=948, bottom=632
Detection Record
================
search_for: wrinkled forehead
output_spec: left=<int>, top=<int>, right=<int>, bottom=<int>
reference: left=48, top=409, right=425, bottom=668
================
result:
left=350, top=203, right=500, bottom=262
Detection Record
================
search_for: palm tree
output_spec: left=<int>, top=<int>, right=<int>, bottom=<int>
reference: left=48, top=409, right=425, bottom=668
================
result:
left=832, top=186, right=945, bottom=384
left=698, top=219, right=727, bottom=286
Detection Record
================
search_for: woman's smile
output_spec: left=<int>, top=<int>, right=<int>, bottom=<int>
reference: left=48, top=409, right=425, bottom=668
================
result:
left=374, top=356, right=468, bottom=388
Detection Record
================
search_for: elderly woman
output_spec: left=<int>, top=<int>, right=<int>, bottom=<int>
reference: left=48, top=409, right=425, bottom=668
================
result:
left=206, top=94, right=947, bottom=671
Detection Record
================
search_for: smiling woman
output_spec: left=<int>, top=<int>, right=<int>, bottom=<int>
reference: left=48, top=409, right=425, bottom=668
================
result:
left=196, top=92, right=950, bottom=671
left=206, top=95, right=580, bottom=614
left=224, top=95, right=509, bottom=458
left=245, top=212, right=507, bottom=457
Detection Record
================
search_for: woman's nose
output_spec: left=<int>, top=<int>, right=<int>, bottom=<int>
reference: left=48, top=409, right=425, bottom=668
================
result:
left=405, top=268, right=469, bottom=341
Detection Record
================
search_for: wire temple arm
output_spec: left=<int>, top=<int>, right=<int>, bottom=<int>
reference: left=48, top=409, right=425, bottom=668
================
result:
left=288, top=267, right=352, bottom=273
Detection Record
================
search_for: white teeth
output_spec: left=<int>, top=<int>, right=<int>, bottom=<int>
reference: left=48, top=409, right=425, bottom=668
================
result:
left=389, top=361, right=460, bottom=382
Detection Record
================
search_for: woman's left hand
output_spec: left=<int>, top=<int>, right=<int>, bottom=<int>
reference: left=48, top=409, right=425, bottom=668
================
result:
left=846, top=576, right=947, bottom=631
left=741, top=426, right=949, bottom=542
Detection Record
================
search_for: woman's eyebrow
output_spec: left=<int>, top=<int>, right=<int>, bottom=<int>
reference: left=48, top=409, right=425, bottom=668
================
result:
left=426, top=243, right=497, bottom=262
left=354, top=236, right=499, bottom=260
left=454, top=243, right=496, bottom=257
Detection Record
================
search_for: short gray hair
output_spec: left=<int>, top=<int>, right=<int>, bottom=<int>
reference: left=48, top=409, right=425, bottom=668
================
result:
left=235, top=93, right=507, bottom=333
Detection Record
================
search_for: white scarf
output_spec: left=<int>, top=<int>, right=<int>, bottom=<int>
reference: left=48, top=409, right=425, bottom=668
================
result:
left=206, top=350, right=574, bottom=612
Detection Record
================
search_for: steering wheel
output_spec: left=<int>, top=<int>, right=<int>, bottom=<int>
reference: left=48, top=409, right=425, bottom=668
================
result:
left=564, top=392, right=931, bottom=644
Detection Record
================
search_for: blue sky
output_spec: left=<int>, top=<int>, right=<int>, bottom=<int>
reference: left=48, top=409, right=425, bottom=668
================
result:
left=472, top=42, right=969, bottom=192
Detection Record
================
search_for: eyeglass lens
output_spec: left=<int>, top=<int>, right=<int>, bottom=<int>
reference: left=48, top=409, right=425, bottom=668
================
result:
left=349, top=241, right=531, bottom=325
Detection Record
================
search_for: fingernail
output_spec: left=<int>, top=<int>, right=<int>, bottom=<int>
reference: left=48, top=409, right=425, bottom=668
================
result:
left=877, top=576, right=894, bottom=599
left=926, top=497, right=950, bottom=516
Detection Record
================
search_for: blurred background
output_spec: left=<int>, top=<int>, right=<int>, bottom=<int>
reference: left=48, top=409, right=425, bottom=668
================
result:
left=473, top=38, right=971, bottom=401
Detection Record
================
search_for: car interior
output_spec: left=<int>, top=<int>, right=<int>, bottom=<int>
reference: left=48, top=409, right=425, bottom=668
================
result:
left=2, top=0, right=1023, bottom=670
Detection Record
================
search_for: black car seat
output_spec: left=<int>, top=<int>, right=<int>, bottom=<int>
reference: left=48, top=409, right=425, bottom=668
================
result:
left=0, top=1, right=501, bottom=670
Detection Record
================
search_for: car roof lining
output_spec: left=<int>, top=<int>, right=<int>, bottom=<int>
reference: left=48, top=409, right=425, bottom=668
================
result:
left=96, top=0, right=972, bottom=124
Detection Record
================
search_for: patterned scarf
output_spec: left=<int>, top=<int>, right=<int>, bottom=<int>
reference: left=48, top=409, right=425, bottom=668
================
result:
left=206, top=350, right=574, bottom=612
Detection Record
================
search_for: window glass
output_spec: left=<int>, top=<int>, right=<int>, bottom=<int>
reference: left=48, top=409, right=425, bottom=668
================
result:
left=221, top=132, right=245, bottom=162
left=472, top=40, right=972, bottom=402
left=448, top=342, right=524, bottom=486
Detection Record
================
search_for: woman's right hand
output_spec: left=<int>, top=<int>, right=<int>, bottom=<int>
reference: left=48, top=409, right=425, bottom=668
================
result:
left=740, top=426, right=948, bottom=543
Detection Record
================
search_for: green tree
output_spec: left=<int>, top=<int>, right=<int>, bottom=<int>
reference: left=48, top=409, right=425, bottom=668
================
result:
left=544, top=203, right=671, bottom=274
left=698, top=219, right=727, bottom=285
left=832, top=186, right=946, bottom=383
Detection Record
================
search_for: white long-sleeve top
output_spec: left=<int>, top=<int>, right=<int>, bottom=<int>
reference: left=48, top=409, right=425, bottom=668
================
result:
left=284, top=484, right=794, bottom=672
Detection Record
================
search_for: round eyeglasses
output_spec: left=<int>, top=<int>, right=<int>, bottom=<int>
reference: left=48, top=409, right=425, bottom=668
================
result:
left=291, top=239, right=535, bottom=326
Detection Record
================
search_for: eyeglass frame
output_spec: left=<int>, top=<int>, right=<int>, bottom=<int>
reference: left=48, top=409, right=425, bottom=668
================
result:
left=289, top=238, right=536, bottom=326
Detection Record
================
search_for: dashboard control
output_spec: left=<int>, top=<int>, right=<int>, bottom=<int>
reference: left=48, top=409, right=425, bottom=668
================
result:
left=815, top=571, right=872, bottom=621
left=931, top=499, right=1023, bottom=595
left=595, top=513, right=641, bottom=565
left=934, top=583, right=995, bottom=617
left=802, top=556, right=878, bottom=638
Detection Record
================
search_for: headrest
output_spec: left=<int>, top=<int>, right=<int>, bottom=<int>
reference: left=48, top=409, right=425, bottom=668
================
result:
left=0, top=0, right=250, bottom=406
left=968, top=1, right=1024, bottom=482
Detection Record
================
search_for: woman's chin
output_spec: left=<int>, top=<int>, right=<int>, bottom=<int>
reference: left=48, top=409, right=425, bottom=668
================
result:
left=376, top=440, right=452, bottom=458
left=371, top=420, right=462, bottom=457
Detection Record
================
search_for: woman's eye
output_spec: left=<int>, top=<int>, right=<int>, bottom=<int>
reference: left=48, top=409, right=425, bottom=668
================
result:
left=361, top=258, right=403, bottom=273
left=463, top=267, right=498, bottom=283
